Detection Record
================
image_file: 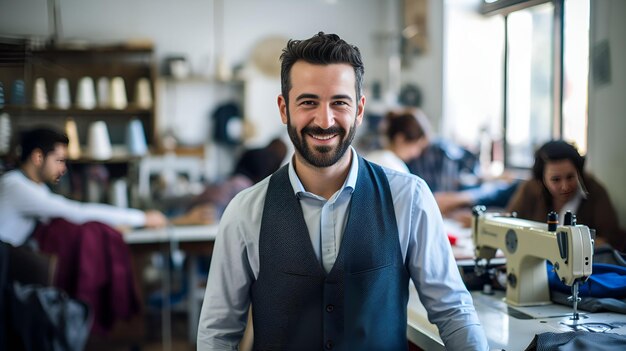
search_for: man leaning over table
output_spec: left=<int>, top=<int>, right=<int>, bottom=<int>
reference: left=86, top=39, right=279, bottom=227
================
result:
left=0, top=127, right=170, bottom=247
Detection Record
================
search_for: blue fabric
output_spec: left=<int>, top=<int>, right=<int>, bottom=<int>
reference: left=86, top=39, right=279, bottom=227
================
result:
left=547, top=262, right=626, bottom=298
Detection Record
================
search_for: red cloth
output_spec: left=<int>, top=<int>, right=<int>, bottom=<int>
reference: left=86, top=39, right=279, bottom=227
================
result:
left=33, top=218, right=140, bottom=335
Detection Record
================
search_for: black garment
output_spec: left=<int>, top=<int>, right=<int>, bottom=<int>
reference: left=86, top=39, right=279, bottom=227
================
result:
left=524, top=331, right=626, bottom=351
left=251, top=157, right=410, bottom=351
left=0, top=241, right=91, bottom=351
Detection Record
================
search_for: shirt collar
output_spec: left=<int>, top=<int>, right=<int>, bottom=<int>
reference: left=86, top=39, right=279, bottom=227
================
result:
left=288, top=147, right=359, bottom=198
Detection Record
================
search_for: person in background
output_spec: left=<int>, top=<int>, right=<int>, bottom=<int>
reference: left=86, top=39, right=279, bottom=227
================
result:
left=405, top=110, right=518, bottom=218
left=0, top=127, right=168, bottom=247
left=183, top=137, right=288, bottom=219
left=365, top=108, right=430, bottom=173
left=198, top=32, right=488, bottom=350
left=506, top=140, right=626, bottom=252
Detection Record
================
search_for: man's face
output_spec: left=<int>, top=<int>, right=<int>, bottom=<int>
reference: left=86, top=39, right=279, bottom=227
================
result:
left=39, top=144, right=68, bottom=184
left=278, top=61, right=365, bottom=168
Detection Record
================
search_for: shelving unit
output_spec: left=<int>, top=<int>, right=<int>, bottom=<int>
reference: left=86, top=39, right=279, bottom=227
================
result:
left=0, top=42, right=157, bottom=151
left=0, top=38, right=158, bottom=202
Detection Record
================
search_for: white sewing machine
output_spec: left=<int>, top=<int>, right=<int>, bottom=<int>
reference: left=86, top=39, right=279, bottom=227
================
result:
left=471, top=207, right=594, bottom=311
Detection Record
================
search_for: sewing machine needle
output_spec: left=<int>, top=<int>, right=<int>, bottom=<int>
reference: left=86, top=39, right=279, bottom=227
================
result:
left=571, top=282, right=580, bottom=321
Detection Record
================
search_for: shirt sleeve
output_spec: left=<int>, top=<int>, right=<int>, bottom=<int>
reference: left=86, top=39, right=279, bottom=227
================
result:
left=9, top=174, right=145, bottom=227
left=406, top=179, right=489, bottom=350
left=197, top=194, right=255, bottom=350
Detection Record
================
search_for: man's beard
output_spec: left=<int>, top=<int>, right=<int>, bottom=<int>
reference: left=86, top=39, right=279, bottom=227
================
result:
left=286, top=110, right=357, bottom=168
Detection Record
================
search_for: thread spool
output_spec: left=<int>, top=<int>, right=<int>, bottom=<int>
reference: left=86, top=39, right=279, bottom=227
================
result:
left=11, top=79, right=26, bottom=105
left=76, top=77, right=97, bottom=109
left=109, top=178, right=129, bottom=208
left=54, top=78, right=71, bottom=109
left=33, top=77, right=49, bottom=109
left=87, top=121, right=112, bottom=160
left=109, top=77, right=128, bottom=109
left=126, top=118, right=148, bottom=156
left=65, top=118, right=81, bottom=159
left=0, top=113, right=11, bottom=155
left=97, top=77, right=110, bottom=108
left=135, top=78, right=152, bottom=108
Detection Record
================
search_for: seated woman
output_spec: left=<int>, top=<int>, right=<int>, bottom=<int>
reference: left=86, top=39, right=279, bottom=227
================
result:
left=506, top=140, right=625, bottom=252
left=365, top=108, right=430, bottom=173
left=371, top=108, right=517, bottom=221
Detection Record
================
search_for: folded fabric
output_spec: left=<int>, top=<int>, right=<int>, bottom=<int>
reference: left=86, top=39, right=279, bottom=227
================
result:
left=548, top=262, right=626, bottom=299
left=551, top=290, right=626, bottom=314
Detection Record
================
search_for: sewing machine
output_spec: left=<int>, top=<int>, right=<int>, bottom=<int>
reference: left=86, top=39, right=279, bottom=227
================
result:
left=471, top=207, right=594, bottom=311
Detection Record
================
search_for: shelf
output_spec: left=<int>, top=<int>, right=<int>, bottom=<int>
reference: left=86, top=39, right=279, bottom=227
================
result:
left=1, top=105, right=153, bottom=116
left=0, top=39, right=158, bottom=202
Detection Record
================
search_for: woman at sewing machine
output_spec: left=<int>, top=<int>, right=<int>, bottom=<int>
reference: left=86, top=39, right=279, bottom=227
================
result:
left=506, top=140, right=626, bottom=252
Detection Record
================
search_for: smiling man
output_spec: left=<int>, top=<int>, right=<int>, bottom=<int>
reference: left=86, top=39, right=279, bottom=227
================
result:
left=198, top=32, right=488, bottom=351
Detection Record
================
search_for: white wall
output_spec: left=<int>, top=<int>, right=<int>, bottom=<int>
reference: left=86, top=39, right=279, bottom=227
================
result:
left=402, top=0, right=444, bottom=132
left=0, top=0, right=444, bottom=143
left=587, top=0, right=626, bottom=227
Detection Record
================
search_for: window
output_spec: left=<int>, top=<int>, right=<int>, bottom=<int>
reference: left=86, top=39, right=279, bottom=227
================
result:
left=501, top=0, right=590, bottom=167
left=444, top=0, right=590, bottom=171
left=505, top=2, right=554, bottom=168
left=562, top=0, right=589, bottom=154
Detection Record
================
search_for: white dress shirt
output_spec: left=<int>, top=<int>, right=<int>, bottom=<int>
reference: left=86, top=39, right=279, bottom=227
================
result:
left=198, top=148, right=488, bottom=350
left=0, top=170, right=145, bottom=246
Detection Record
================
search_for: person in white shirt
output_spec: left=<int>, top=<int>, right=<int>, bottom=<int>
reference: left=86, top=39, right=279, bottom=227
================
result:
left=366, top=108, right=430, bottom=173
left=197, top=32, right=488, bottom=351
left=0, top=127, right=168, bottom=247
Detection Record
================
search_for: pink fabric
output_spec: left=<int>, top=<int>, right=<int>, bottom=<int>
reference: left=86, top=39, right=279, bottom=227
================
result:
left=33, top=218, right=140, bottom=335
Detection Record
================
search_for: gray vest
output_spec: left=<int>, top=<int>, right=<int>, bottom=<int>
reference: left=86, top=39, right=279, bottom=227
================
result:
left=251, top=157, right=410, bottom=351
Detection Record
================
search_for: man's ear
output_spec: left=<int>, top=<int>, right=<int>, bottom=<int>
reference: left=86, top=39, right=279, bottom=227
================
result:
left=30, top=148, right=44, bottom=166
left=278, top=95, right=288, bottom=125
left=355, top=95, right=366, bottom=127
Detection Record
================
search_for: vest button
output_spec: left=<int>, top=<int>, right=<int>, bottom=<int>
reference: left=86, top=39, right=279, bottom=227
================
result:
left=325, top=340, right=334, bottom=349
left=326, top=304, right=334, bottom=313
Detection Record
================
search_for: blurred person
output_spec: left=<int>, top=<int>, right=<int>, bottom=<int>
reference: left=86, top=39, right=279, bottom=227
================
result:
left=365, top=108, right=429, bottom=173
left=0, top=127, right=168, bottom=247
left=198, top=32, right=488, bottom=350
left=404, top=110, right=518, bottom=218
left=166, top=137, right=288, bottom=224
left=0, top=126, right=172, bottom=334
left=507, top=140, right=625, bottom=251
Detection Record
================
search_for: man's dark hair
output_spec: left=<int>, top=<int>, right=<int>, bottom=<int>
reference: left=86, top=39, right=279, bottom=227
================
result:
left=19, top=127, right=69, bottom=163
left=532, top=140, right=585, bottom=180
left=280, top=32, right=364, bottom=105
